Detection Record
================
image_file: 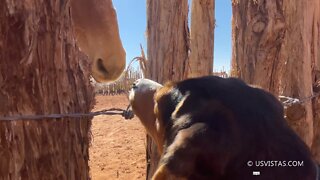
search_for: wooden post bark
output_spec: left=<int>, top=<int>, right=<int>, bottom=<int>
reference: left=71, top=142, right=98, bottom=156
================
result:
left=145, top=0, right=215, bottom=179
left=145, top=0, right=189, bottom=179
left=188, top=0, right=215, bottom=78
left=0, top=1, right=93, bottom=179
left=310, top=0, right=320, bottom=163
left=146, top=0, right=190, bottom=83
left=231, top=0, right=320, bottom=159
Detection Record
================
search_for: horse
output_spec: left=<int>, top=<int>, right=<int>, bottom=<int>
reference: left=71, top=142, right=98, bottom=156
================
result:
left=71, top=0, right=125, bottom=82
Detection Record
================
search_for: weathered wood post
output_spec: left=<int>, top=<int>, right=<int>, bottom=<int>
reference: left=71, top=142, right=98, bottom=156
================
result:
left=145, top=0, right=189, bottom=178
left=188, top=0, right=215, bottom=78
left=145, top=0, right=215, bottom=178
left=231, top=0, right=320, bottom=161
left=0, top=0, right=93, bottom=179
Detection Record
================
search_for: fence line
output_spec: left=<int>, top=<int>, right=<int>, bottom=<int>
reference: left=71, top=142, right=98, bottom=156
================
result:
left=93, top=67, right=229, bottom=96
left=93, top=66, right=143, bottom=96
left=0, top=107, right=134, bottom=121
left=1, top=88, right=318, bottom=122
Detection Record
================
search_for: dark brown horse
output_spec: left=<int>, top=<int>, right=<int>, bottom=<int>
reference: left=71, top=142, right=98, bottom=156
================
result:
left=130, top=76, right=318, bottom=180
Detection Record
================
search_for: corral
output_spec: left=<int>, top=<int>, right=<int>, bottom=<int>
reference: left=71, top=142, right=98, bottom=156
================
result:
left=0, top=0, right=319, bottom=180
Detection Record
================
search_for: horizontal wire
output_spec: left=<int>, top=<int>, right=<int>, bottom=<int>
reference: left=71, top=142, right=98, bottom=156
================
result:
left=0, top=107, right=134, bottom=121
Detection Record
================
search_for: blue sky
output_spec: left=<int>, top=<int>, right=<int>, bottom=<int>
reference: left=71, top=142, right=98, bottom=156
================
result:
left=113, top=0, right=232, bottom=72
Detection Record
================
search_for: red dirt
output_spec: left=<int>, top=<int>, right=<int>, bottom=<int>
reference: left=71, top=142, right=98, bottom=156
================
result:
left=89, top=95, right=146, bottom=180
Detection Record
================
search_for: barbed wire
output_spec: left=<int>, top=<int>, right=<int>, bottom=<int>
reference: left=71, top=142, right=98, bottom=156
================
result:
left=0, top=91, right=318, bottom=122
left=279, top=92, right=320, bottom=107
left=0, top=106, right=134, bottom=121
left=0, top=57, right=143, bottom=122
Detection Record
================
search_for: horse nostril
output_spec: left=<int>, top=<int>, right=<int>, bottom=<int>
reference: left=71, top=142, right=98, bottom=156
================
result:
left=97, top=58, right=109, bottom=75
left=132, top=82, right=137, bottom=89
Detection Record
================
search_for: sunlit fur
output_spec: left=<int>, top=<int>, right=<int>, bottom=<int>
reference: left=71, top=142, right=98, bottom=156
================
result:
left=71, top=0, right=125, bottom=82
left=129, top=79, right=164, bottom=153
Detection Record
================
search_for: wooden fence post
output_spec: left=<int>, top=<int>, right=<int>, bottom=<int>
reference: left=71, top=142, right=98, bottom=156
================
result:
left=0, top=0, right=93, bottom=179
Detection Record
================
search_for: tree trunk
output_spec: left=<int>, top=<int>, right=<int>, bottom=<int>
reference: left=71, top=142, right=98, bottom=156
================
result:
left=145, top=0, right=189, bottom=179
left=145, top=0, right=216, bottom=178
left=188, top=0, right=215, bottom=78
left=310, top=0, right=320, bottom=163
left=0, top=1, right=94, bottom=179
left=146, top=0, right=190, bottom=83
left=231, top=0, right=320, bottom=158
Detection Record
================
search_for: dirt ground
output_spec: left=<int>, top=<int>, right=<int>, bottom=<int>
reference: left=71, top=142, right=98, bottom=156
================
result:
left=89, top=95, right=146, bottom=180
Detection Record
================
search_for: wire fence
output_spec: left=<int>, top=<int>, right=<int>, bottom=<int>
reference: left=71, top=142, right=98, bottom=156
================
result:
left=0, top=91, right=318, bottom=122
left=0, top=83, right=319, bottom=122
left=92, top=68, right=229, bottom=96
left=0, top=49, right=317, bottom=122
left=0, top=107, right=134, bottom=121
left=280, top=92, right=320, bottom=107
left=92, top=66, right=143, bottom=96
